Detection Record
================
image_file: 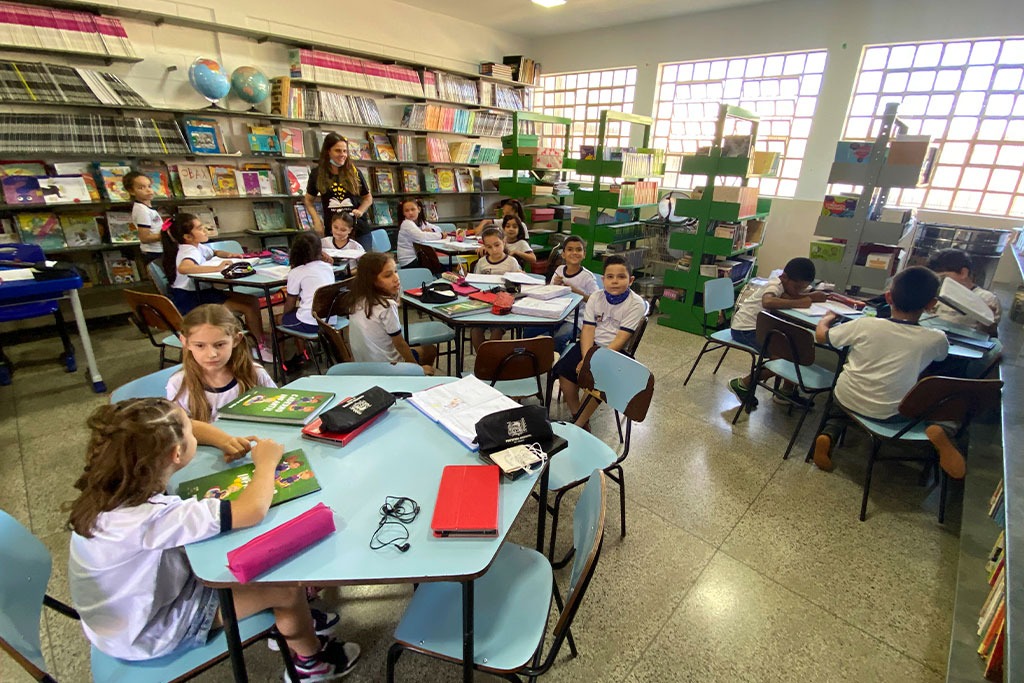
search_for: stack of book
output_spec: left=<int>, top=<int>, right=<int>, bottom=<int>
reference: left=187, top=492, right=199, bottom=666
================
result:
left=400, top=105, right=512, bottom=137
left=420, top=137, right=453, bottom=163
left=616, top=180, right=659, bottom=206
left=287, top=49, right=424, bottom=97
left=424, top=71, right=479, bottom=104
left=0, top=60, right=148, bottom=106
left=621, top=150, right=665, bottom=177
left=0, top=114, right=188, bottom=155
left=269, top=78, right=384, bottom=126
left=448, top=142, right=501, bottom=165
left=479, top=62, right=514, bottom=80
left=0, top=4, right=135, bottom=57
left=502, top=55, right=542, bottom=85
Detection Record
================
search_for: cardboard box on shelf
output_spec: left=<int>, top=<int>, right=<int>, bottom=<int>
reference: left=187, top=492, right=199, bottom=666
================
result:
left=745, top=219, right=765, bottom=245
left=693, top=185, right=759, bottom=217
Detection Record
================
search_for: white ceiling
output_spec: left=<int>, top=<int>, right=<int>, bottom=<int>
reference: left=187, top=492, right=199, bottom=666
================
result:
left=392, top=0, right=778, bottom=37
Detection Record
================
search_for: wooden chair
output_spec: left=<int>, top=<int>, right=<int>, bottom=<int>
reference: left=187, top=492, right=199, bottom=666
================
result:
left=275, top=279, right=351, bottom=374
left=124, top=289, right=184, bottom=369
left=732, top=311, right=838, bottom=459
left=312, top=279, right=356, bottom=366
left=386, top=471, right=607, bottom=682
left=682, top=277, right=758, bottom=386
left=412, top=242, right=445, bottom=276
left=471, top=336, right=555, bottom=403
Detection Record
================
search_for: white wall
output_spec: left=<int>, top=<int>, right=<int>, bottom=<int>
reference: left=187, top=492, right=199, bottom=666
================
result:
left=529, top=0, right=1024, bottom=283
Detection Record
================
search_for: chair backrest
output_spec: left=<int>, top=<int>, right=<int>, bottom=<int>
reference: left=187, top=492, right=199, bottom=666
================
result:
left=898, top=376, right=1004, bottom=423
left=703, top=277, right=736, bottom=315
left=755, top=311, right=816, bottom=367
left=397, top=267, right=435, bottom=291
left=110, top=365, right=182, bottom=402
left=207, top=239, right=244, bottom=254
left=621, top=299, right=652, bottom=359
left=0, top=510, right=54, bottom=678
left=124, top=289, right=183, bottom=336
left=0, top=243, right=44, bottom=263
left=370, top=229, right=392, bottom=253
left=577, top=347, right=655, bottom=422
left=147, top=260, right=170, bottom=296
left=311, top=278, right=352, bottom=321
left=543, top=245, right=564, bottom=284
left=314, top=312, right=354, bottom=364
left=474, top=336, right=555, bottom=382
left=435, top=223, right=456, bottom=232
left=412, top=243, right=444, bottom=275
left=325, top=362, right=424, bottom=376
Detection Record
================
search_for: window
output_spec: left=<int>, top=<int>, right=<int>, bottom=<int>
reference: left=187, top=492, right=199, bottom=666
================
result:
left=534, top=67, right=638, bottom=176
left=653, top=50, right=828, bottom=197
left=844, top=37, right=1024, bottom=217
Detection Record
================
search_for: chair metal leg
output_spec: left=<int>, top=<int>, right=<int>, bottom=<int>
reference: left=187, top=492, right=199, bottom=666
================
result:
left=546, top=490, right=567, bottom=562
left=608, top=464, right=627, bottom=538
left=939, top=471, right=949, bottom=524
left=386, top=642, right=404, bottom=683
left=783, top=404, right=812, bottom=460
left=274, top=633, right=300, bottom=682
left=682, top=340, right=714, bottom=386
left=859, top=439, right=882, bottom=522
left=712, top=346, right=731, bottom=374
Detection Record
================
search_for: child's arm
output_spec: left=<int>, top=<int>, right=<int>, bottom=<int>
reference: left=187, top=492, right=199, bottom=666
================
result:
left=762, top=289, right=827, bottom=310
left=512, top=247, right=538, bottom=265
left=138, top=227, right=161, bottom=244
left=815, top=311, right=838, bottom=344
left=282, top=292, right=298, bottom=314
left=176, top=258, right=228, bottom=275
left=575, top=324, right=597, bottom=374
left=213, top=249, right=244, bottom=259
left=605, top=329, right=634, bottom=353
left=191, top=420, right=257, bottom=461
left=230, top=438, right=286, bottom=528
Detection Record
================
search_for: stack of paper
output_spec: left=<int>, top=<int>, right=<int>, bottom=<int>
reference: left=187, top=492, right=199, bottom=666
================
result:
left=522, top=284, right=570, bottom=300
left=511, top=296, right=574, bottom=319
left=408, top=376, right=519, bottom=450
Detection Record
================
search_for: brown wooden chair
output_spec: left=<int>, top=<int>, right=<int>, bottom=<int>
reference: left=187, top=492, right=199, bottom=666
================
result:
left=308, top=279, right=354, bottom=368
left=275, top=278, right=353, bottom=374
left=412, top=242, right=445, bottom=276
left=471, top=336, right=555, bottom=403
left=124, top=289, right=184, bottom=368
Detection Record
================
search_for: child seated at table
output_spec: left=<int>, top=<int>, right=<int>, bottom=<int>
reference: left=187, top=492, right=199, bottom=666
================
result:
left=812, top=266, right=963, bottom=477
left=728, top=257, right=827, bottom=407
left=927, top=248, right=1001, bottom=336
left=281, top=232, right=335, bottom=370
left=161, top=212, right=271, bottom=361
left=67, top=398, right=359, bottom=676
left=552, top=254, right=646, bottom=423
left=321, top=211, right=365, bottom=269
left=471, top=227, right=524, bottom=350
left=396, top=198, right=444, bottom=268
left=346, top=252, right=437, bottom=374
left=523, top=235, right=599, bottom=351
left=502, top=215, right=536, bottom=267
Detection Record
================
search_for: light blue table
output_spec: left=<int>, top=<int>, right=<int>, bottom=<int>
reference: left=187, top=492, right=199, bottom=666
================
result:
left=180, top=374, right=555, bottom=682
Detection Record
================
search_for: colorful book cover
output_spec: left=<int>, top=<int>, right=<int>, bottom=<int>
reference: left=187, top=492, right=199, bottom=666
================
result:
left=60, top=213, right=103, bottom=247
left=286, top=166, right=310, bottom=196
left=434, top=299, right=492, bottom=318
left=294, top=203, right=315, bottom=231
left=105, top=210, right=138, bottom=243
left=255, top=170, right=277, bottom=195
left=247, top=125, right=281, bottom=155
left=208, top=165, right=239, bottom=196
left=38, top=176, right=92, bottom=204
left=235, top=170, right=262, bottom=196
left=138, top=161, right=172, bottom=199
left=95, top=164, right=132, bottom=202
left=16, top=212, right=65, bottom=249
left=346, top=140, right=373, bottom=161
left=51, top=162, right=102, bottom=201
left=422, top=199, right=439, bottom=222
left=454, top=168, right=473, bottom=193
left=217, top=387, right=335, bottom=424
left=423, top=170, right=440, bottom=193
left=183, top=118, right=223, bottom=154
left=0, top=161, right=47, bottom=178
left=373, top=168, right=395, bottom=194
left=177, top=164, right=215, bottom=197
left=372, top=199, right=393, bottom=225
left=101, top=250, right=140, bottom=283
left=253, top=202, right=288, bottom=230
left=2, top=175, right=44, bottom=205
left=176, top=449, right=321, bottom=506
left=366, top=131, right=397, bottom=162
left=400, top=167, right=420, bottom=192
left=435, top=168, right=456, bottom=192
left=279, top=127, right=306, bottom=157
left=0, top=217, right=19, bottom=244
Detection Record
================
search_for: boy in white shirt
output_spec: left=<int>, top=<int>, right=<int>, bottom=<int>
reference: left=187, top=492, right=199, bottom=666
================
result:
left=812, top=266, right=963, bottom=477
left=524, top=235, right=600, bottom=350
left=927, top=249, right=1001, bottom=336
left=124, top=172, right=163, bottom=264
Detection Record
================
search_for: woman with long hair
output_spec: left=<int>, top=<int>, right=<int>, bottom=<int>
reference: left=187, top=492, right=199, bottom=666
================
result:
left=303, top=132, right=373, bottom=248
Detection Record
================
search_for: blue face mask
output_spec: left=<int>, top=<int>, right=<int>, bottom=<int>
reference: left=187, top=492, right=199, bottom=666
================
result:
left=604, top=289, right=630, bottom=305
left=328, top=158, right=345, bottom=168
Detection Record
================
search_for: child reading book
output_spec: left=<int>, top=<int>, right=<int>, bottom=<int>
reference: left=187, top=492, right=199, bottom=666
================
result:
left=124, top=171, right=162, bottom=264
left=396, top=198, right=443, bottom=268
left=927, top=248, right=1001, bottom=335
left=161, top=212, right=271, bottom=361
left=321, top=211, right=364, bottom=267
left=471, top=227, right=524, bottom=350
left=281, top=232, right=335, bottom=369
left=67, top=397, right=359, bottom=676
left=346, top=252, right=437, bottom=374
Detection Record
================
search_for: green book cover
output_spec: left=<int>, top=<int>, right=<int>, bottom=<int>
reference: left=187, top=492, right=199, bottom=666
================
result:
left=177, top=449, right=320, bottom=506
left=435, top=299, right=492, bottom=318
left=217, top=387, right=335, bottom=424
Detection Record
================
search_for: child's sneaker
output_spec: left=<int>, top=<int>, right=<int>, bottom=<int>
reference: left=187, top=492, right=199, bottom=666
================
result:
left=258, top=345, right=275, bottom=363
left=269, top=609, right=340, bottom=651
left=812, top=434, right=834, bottom=471
left=772, top=390, right=811, bottom=408
left=286, top=637, right=360, bottom=682
left=926, top=425, right=966, bottom=479
left=728, top=377, right=758, bottom=410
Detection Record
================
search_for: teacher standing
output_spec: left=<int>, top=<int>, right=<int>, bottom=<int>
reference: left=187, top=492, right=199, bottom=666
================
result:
left=304, top=132, right=374, bottom=250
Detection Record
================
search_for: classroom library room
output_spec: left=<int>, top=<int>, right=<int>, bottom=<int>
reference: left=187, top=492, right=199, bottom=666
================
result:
left=2, top=0, right=1024, bottom=681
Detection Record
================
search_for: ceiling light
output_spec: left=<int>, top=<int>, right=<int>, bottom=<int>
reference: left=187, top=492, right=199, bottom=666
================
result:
left=532, top=0, right=566, bottom=7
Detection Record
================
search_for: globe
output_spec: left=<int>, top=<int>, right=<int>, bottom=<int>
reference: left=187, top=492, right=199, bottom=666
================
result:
left=188, top=57, right=231, bottom=104
left=230, top=66, right=270, bottom=106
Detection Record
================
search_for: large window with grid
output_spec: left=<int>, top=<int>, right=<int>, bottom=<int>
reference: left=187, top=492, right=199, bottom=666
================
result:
left=844, top=37, right=1024, bottom=217
left=653, top=50, right=828, bottom=198
left=534, top=67, right=638, bottom=176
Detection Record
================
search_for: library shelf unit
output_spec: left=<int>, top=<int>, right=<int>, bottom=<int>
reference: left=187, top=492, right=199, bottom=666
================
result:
left=657, top=104, right=772, bottom=335
left=568, top=110, right=664, bottom=273
left=809, top=102, right=930, bottom=294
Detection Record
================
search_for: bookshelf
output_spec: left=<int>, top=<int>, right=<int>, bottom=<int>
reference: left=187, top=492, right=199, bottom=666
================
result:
left=657, top=104, right=772, bottom=335
left=809, top=102, right=932, bottom=294
left=568, top=110, right=663, bottom=273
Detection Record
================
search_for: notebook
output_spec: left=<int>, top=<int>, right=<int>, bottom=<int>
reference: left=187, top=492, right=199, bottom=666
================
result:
left=430, top=465, right=499, bottom=537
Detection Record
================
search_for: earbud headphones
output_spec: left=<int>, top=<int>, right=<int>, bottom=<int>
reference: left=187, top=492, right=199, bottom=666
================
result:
left=369, top=496, right=420, bottom=553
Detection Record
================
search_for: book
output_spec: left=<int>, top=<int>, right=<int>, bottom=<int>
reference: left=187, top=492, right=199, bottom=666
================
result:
left=51, top=161, right=102, bottom=201
left=938, top=277, right=995, bottom=327
left=217, top=386, right=335, bottom=425
left=294, top=203, right=315, bottom=231
left=253, top=201, right=288, bottom=231
left=286, top=166, right=310, bottom=196
left=243, top=163, right=279, bottom=195
left=454, top=168, right=473, bottom=192
left=105, top=210, right=138, bottom=243
left=138, top=160, right=173, bottom=199
left=59, top=213, right=102, bottom=247
left=2, top=175, right=44, bottom=205
left=0, top=161, right=47, bottom=178
left=0, top=217, right=19, bottom=244
left=435, top=168, right=456, bottom=192
left=373, top=168, right=396, bottom=194
left=177, top=449, right=321, bottom=507
left=408, top=375, right=520, bottom=450
left=434, top=299, right=493, bottom=318
left=95, top=164, right=132, bottom=202
left=301, top=413, right=384, bottom=447
left=37, top=175, right=91, bottom=204
left=423, top=169, right=441, bottom=193
left=101, top=250, right=140, bottom=283
left=371, top=199, right=393, bottom=225
left=367, top=131, right=397, bottom=162
left=278, top=126, right=306, bottom=157
left=247, top=125, right=281, bottom=155
left=521, top=284, right=570, bottom=300
left=16, top=212, right=65, bottom=249
left=346, top=140, right=374, bottom=161
left=430, top=465, right=499, bottom=537
left=208, top=165, right=239, bottom=197
left=511, top=296, right=574, bottom=319
left=183, top=117, right=224, bottom=154
left=400, top=167, right=420, bottom=192
left=177, top=164, right=216, bottom=197
left=234, top=170, right=263, bottom=196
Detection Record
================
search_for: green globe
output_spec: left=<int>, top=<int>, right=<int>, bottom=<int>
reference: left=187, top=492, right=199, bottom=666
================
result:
left=230, top=66, right=270, bottom=105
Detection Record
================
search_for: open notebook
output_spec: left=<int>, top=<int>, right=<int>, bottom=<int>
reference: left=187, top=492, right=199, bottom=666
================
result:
left=407, top=376, right=520, bottom=450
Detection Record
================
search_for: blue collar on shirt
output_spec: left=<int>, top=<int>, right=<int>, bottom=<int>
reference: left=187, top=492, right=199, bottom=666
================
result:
left=205, top=378, right=238, bottom=393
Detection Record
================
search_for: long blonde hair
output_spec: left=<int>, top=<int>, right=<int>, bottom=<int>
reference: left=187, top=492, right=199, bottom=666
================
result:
left=176, top=304, right=259, bottom=422
left=68, top=398, right=186, bottom=537
left=315, top=132, right=361, bottom=198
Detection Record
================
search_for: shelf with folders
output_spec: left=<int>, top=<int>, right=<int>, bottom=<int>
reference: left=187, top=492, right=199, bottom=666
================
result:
left=569, top=110, right=663, bottom=273
left=808, top=102, right=934, bottom=294
left=497, top=110, right=574, bottom=196
left=658, top=103, right=772, bottom=335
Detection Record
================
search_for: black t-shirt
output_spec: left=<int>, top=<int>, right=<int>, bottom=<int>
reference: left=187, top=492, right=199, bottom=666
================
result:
left=306, top=165, right=370, bottom=221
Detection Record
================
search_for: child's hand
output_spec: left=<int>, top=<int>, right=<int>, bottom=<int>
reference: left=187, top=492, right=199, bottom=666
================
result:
left=421, top=364, right=436, bottom=376
left=822, top=311, right=838, bottom=325
left=250, top=438, right=285, bottom=470
left=809, top=291, right=828, bottom=302
left=219, top=434, right=257, bottom=462
left=552, top=273, right=564, bottom=286
left=225, top=252, right=244, bottom=259
left=321, top=253, right=333, bottom=264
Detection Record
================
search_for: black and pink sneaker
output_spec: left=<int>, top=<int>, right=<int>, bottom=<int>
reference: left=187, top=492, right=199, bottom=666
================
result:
left=287, top=637, right=360, bottom=682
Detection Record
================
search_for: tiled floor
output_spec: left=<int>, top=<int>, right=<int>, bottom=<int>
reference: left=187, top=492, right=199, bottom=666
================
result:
left=4, top=303, right=1011, bottom=683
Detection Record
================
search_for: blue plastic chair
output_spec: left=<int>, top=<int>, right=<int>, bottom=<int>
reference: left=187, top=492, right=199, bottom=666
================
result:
left=386, top=471, right=607, bottom=682
left=396, top=268, right=456, bottom=370
left=0, top=510, right=296, bottom=683
left=544, top=347, right=654, bottom=562
left=147, top=260, right=170, bottom=297
left=110, top=365, right=181, bottom=402
left=326, top=362, right=425, bottom=376
left=205, top=240, right=244, bottom=255
left=682, top=277, right=758, bottom=386
left=370, top=229, right=392, bottom=253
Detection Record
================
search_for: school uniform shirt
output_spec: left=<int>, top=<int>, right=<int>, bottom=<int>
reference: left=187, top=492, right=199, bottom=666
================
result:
left=132, top=202, right=163, bottom=255
left=731, top=277, right=784, bottom=331
left=473, top=253, right=522, bottom=276
left=69, top=494, right=231, bottom=660
left=396, top=219, right=443, bottom=266
left=933, top=285, right=1001, bottom=332
left=172, top=243, right=215, bottom=291
left=348, top=299, right=403, bottom=363
left=166, top=365, right=276, bottom=420
left=584, top=290, right=647, bottom=347
left=555, top=265, right=600, bottom=298
left=828, top=317, right=949, bottom=420
left=320, top=236, right=365, bottom=265
left=287, top=260, right=335, bottom=326
left=505, top=239, right=534, bottom=255
left=486, top=218, right=530, bottom=238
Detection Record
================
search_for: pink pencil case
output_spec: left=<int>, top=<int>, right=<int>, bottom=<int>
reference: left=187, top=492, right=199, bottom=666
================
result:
left=226, top=503, right=336, bottom=583
left=451, top=282, right=479, bottom=296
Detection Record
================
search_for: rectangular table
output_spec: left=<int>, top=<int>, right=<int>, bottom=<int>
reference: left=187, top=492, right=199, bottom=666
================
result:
left=180, top=374, right=559, bottom=682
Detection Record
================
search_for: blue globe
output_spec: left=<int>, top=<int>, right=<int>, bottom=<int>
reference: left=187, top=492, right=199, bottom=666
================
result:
left=230, top=66, right=270, bottom=105
left=188, top=57, right=231, bottom=103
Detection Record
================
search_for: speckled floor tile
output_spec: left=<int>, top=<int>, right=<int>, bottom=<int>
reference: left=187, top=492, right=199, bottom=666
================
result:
left=20, top=429, right=90, bottom=537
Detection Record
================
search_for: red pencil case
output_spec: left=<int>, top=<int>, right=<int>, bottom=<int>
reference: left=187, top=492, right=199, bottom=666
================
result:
left=226, top=502, right=336, bottom=583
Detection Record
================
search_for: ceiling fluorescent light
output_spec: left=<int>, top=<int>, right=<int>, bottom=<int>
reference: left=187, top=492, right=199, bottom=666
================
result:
left=532, top=0, right=566, bottom=7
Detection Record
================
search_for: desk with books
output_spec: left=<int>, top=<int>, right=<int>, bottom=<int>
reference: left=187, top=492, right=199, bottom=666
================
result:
left=177, top=374, right=566, bottom=683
